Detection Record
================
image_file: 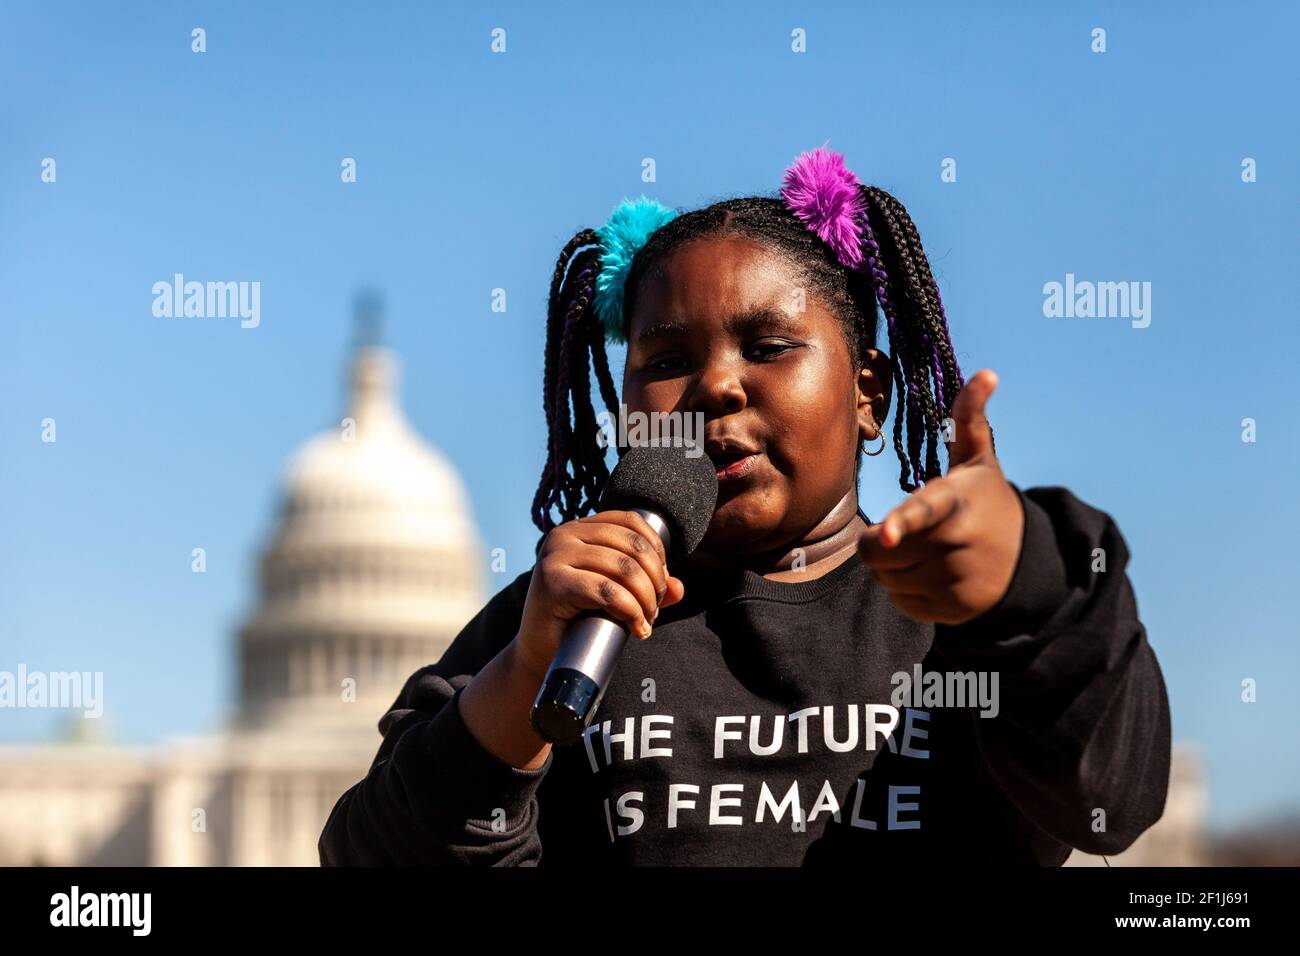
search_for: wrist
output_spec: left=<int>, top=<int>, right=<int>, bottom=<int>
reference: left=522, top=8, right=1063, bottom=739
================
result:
left=460, top=642, right=553, bottom=771
left=505, top=632, right=552, bottom=690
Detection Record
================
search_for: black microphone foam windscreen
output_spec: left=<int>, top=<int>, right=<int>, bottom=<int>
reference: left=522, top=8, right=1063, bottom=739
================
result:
left=598, top=443, right=719, bottom=558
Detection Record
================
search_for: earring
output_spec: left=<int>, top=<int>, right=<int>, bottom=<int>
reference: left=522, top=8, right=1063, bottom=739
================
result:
left=862, top=434, right=886, bottom=457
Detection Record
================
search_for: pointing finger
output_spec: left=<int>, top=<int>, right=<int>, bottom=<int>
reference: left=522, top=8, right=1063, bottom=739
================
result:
left=881, top=479, right=961, bottom=544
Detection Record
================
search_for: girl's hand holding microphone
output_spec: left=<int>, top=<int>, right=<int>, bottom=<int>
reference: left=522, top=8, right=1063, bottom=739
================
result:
left=458, top=511, right=685, bottom=772
left=514, top=511, right=685, bottom=677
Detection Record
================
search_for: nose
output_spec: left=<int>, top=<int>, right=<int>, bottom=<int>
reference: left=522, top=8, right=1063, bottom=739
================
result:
left=687, top=355, right=747, bottom=417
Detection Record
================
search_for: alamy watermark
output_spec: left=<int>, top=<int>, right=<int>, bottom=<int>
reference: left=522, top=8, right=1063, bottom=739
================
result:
left=0, top=665, right=103, bottom=718
left=50, top=885, right=150, bottom=936
left=596, top=403, right=706, bottom=457
left=152, top=273, right=260, bottom=328
left=891, top=664, right=999, bottom=718
left=1042, top=273, right=1151, bottom=328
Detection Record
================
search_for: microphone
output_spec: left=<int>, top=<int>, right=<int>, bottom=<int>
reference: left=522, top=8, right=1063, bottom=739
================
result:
left=529, top=442, right=719, bottom=746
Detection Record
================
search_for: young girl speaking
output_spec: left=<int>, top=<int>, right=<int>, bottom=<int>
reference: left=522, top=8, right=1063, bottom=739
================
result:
left=320, top=147, right=1171, bottom=866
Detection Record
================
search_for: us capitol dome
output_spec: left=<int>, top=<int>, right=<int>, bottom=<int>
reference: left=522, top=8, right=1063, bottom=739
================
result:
left=238, top=318, right=484, bottom=732
left=0, top=297, right=487, bottom=866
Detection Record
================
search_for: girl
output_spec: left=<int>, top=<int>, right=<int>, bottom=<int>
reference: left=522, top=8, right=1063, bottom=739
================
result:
left=320, top=147, right=1171, bottom=866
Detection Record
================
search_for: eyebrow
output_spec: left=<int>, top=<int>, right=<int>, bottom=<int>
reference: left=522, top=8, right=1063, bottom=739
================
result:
left=633, top=308, right=805, bottom=347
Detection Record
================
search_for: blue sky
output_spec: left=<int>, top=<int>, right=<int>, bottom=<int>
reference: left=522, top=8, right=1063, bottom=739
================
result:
left=1, top=1, right=1296, bottom=832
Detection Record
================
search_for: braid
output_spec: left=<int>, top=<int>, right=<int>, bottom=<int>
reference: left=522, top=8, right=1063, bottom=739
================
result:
left=587, top=299, right=622, bottom=435
left=532, top=237, right=620, bottom=539
left=873, top=191, right=990, bottom=458
left=863, top=186, right=991, bottom=487
left=541, top=230, right=600, bottom=427
left=855, top=188, right=921, bottom=488
left=871, top=190, right=958, bottom=404
left=567, top=297, right=607, bottom=513
left=549, top=273, right=586, bottom=513
left=866, top=190, right=943, bottom=486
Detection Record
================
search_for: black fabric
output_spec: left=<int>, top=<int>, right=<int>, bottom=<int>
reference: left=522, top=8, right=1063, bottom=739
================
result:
left=319, top=483, right=1171, bottom=866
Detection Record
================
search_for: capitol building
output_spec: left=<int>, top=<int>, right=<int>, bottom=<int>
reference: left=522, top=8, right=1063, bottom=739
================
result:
left=0, top=314, right=487, bottom=865
left=0, top=306, right=1204, bottom=866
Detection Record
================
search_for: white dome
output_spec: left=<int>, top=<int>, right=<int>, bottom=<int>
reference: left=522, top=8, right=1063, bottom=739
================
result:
left=278, top=347, right=479, bottom=550
left=236, top=341, right=486, bottom=730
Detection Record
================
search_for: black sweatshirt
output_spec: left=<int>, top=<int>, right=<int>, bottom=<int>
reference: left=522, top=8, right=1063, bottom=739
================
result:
left=319, top=484, right=1171, bottom=866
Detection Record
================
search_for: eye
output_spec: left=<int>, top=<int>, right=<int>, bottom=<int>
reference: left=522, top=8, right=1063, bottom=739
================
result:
left=747, top=341, right=795, bottom=361
left=643, top=354, right=687, bottom=374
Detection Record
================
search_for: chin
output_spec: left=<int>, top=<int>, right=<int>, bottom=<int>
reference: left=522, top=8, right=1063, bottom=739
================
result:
left=698, top=494, right=783, bottom=554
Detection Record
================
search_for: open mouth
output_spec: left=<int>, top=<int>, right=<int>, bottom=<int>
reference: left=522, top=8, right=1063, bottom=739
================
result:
left=711, top=451, right=760, bottom=481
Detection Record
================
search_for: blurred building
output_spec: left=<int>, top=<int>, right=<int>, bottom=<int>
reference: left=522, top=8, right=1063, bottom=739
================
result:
left=0, top=312, right=486, bottom=865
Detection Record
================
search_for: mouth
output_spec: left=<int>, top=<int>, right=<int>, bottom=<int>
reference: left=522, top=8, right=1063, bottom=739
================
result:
left=706, top=441, right=762, bottom=482
left=714, top=453, right=759, bottom=481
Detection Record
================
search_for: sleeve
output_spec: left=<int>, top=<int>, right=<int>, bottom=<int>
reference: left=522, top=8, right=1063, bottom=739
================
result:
left=318, top=568, right=555, bottom=866
left=931, top=483, right=1172, bottom=861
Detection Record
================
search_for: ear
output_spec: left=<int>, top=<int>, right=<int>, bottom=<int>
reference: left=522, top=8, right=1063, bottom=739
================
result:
left=855, top=348, right=893, bottom=441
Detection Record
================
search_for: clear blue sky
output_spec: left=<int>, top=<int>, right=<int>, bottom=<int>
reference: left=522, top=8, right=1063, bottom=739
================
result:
left=1, top=2, right=1296, bottom=832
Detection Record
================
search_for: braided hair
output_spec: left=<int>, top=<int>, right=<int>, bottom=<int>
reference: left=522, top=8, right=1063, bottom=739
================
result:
left=530, top=187, right=990, bottom=542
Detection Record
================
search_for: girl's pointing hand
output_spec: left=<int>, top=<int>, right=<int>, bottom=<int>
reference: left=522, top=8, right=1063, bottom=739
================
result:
left=857, top=369, right=1024, bottom=626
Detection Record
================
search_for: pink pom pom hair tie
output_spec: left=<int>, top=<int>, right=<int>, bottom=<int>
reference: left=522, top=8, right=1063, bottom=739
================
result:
left=780, top=144, right=867, bottom=271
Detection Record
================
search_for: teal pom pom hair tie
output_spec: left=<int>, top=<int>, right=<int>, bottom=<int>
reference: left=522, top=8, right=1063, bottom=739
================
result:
left=593, top=195, right=678, bottom=345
